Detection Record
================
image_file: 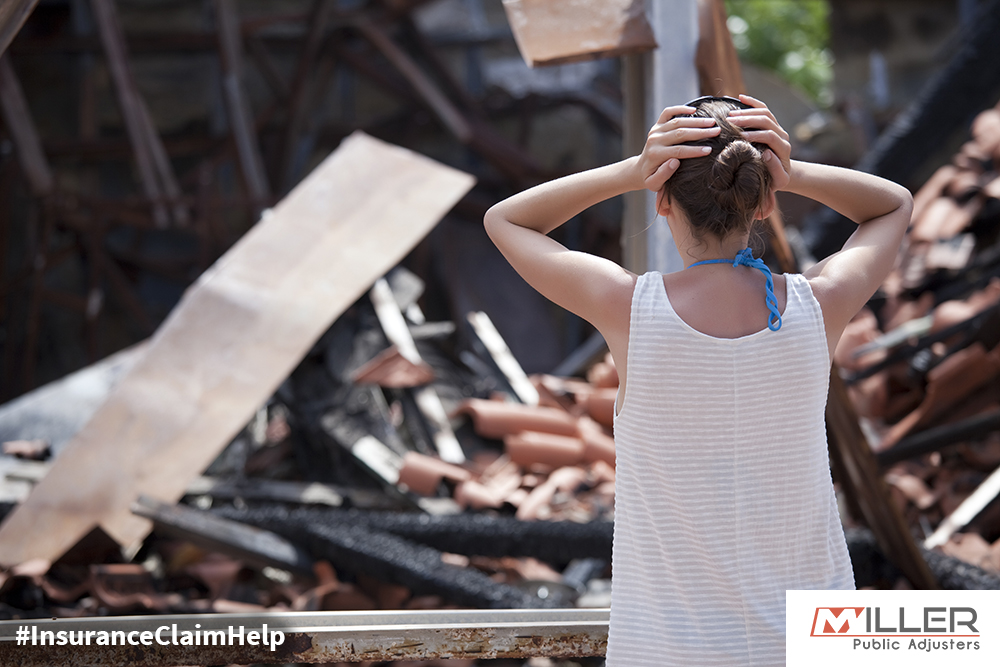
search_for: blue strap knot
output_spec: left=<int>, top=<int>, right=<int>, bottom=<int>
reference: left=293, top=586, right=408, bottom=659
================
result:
left=687, top=247, right=782, bottom=331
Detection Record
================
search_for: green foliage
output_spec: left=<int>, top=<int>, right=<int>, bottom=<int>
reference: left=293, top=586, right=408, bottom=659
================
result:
left=724, top=0, right=833, bottom=106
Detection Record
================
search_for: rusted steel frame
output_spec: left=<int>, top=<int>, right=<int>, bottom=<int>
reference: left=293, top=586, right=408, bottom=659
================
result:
left=245, top=33, right=290, bottom=100
left=355, top=19, right=472, bottom=143
left=282, top=39, right=341, bottom=188
left=90, top=0, right=187, bottom=228
left=96, top=245, right=155, bottom=334
left=278, top=0, right=339, bottom=191
left=0, top=56, right=54, bottom=195
left=398, top=15, right=484, bottom=117
left=826, top=374, right=938, bottom=588
left=0, top=608, right=609, bottom=665
left=215, top=0, right=271, bottom=210
left=353, top=21, right=542, bottom=182
left=0, top=244, right=76, bottom=299
left=0, top=0, right=40, bottom=57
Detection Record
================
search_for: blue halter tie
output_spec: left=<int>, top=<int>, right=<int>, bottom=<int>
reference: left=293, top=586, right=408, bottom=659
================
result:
left=687, top=247, right=782, bottom=331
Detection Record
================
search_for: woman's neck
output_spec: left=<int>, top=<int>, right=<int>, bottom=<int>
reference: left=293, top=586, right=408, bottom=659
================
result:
left=678, top=234, right=751, bottom=267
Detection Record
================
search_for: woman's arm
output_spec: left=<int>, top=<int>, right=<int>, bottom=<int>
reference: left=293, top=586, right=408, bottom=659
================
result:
left=484, top=106, right=719, bottom=336
left=789, top=160, right=912, bottom=350
left=729, top=96, right=912, bottom=354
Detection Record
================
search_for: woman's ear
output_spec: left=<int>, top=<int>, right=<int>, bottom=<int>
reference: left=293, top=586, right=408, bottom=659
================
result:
left=656, top=187, right=672, bottom=217
left=756, top=190, right=777, bottom=220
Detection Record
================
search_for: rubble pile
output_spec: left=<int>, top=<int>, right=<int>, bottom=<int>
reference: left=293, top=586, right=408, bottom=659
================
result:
left=0, top=268, right=620, bottom=633
left=834, top=98, right=1000, bottom=578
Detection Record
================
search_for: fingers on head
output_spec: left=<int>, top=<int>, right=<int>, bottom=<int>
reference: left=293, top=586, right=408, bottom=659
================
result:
left=658, top=105, right=695, bottom=123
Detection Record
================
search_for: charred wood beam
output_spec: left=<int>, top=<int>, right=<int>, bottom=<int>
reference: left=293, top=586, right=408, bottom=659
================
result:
left=876, top=409, right=1000, bottom=468
left=847, top=527, right=1000, bottom=590
left=216, top=507, right=614, bottom=563
left=131, top=495, right=315, bottom=575
left=848, top=303, right=1000, bottom=384
left=213, top=505, right=556, bottom=609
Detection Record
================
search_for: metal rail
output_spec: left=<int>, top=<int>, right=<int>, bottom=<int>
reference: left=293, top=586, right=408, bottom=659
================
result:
left=0, top=607, right=609, bottom=666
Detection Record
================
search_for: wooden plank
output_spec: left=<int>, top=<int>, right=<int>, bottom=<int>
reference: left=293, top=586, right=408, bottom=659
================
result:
left=0, top=0, right=39, bottom=58
left=502, top=0, right=657, bottom=67
left=215, top=0, right=271, bottom=208
left=0, top=56, right=53, bottom=195
left=0, top=132, right=474, bottom=566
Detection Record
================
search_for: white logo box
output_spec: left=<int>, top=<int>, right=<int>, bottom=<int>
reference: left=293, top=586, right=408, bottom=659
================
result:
left=787, top=590, right=1000, bottom=666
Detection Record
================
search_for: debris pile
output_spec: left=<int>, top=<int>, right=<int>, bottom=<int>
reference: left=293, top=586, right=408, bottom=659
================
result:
left=0, top=257, right=621, bottom=627
left=834, top=97, right=1000, bottom=578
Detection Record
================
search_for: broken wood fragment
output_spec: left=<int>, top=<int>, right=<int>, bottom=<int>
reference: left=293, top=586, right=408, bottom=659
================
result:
left=369, top=276, right=464, bottom=463
left=502, top=0, right=657, bottom=68
left=468, top=311, right=539, bottom=406
left=924, top=465, right=1000, bottom=550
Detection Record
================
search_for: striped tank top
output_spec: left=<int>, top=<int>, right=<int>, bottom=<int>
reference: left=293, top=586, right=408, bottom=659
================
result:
left=607, top=271, right=855, bottom=667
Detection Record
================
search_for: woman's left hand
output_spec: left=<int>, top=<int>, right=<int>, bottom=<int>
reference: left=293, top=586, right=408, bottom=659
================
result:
left=727, top=94, right=792, bottom=191
left=635, top=104, right=721, bottom=192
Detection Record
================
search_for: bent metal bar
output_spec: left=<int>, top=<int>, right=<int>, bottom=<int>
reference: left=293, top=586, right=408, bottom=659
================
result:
left=0, top=608, right=609, bottom=666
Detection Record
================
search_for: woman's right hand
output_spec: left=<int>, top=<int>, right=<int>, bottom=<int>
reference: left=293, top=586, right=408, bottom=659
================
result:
left=634, top=104, right=721, bottom=192
left=726, top=94, right=792, bottom=191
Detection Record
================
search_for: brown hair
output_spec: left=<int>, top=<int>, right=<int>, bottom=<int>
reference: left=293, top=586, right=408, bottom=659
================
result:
left=661, top=98, right=772, bottom=245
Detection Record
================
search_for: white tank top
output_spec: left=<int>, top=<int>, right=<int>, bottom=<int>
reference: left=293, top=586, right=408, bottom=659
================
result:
left=607, top=271, right=855, bottom=667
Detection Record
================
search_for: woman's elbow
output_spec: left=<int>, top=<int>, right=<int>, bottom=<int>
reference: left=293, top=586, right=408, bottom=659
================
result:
left=483, top=205, right=506, bottom=242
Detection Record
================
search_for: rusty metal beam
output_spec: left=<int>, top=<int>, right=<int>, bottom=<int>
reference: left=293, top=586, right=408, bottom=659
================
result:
left=0, top=608, right=609, bottom=665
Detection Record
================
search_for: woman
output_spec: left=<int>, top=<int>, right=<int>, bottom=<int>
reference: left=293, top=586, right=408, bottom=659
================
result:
left=484, top=95, right=912, bottom=665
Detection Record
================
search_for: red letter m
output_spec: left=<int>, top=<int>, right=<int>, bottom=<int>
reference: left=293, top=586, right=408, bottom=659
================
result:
left=811, top=608, right=864, bottom=635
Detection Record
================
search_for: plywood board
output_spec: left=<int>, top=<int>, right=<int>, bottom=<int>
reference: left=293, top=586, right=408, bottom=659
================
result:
left=502, top=0, right=657, bottom=68
left=0, top=132, right=474, bottom=566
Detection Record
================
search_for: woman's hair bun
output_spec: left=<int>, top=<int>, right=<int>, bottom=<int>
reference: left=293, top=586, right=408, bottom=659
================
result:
left=710, top=140, right=760, bottom=193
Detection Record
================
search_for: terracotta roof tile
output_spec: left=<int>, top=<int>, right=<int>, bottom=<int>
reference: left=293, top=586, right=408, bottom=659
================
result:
left=455, top=398, right=580, bottom=439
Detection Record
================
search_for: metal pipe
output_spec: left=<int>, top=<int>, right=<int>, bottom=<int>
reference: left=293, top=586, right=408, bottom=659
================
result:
left=0, top=607, right=609, bottom=665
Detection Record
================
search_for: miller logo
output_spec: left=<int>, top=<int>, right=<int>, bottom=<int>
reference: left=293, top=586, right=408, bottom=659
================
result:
left=810, top=606, right=979, bottom=637
left=812, top=608, right=865, bottom=635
